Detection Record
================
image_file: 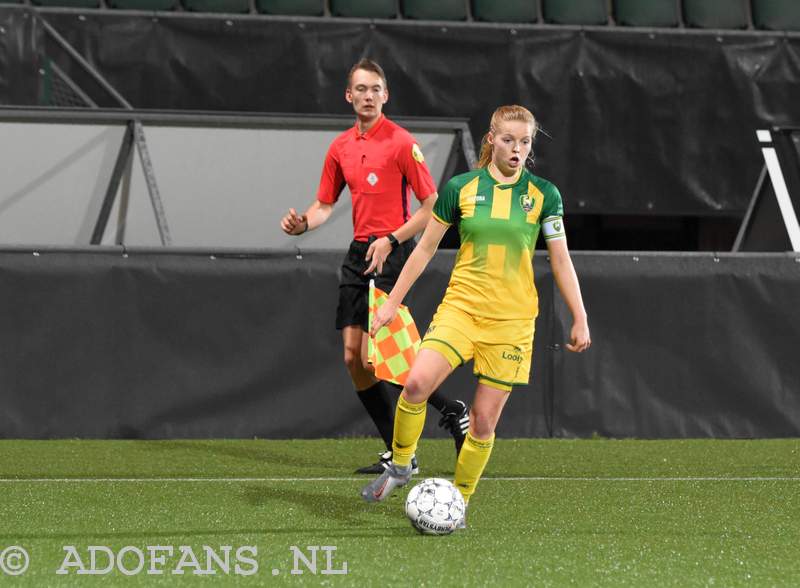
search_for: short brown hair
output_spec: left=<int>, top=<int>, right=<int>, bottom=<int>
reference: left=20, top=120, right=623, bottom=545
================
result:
left=347, top=58, right=388, bottom=89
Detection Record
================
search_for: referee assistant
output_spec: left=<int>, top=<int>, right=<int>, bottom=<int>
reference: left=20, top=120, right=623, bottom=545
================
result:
left=280, top=59, right=468, bottom=474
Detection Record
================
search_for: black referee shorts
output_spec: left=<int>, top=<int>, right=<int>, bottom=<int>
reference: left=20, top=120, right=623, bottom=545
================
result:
left=336, top=238, right=416, bottom=332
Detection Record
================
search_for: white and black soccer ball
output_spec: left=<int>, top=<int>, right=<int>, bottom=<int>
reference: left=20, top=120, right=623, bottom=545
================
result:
left=404, top=477, right=465, bottom=535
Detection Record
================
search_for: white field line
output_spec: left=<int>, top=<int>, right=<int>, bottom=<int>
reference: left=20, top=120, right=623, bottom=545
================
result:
left=0, top=476, right=798, bottom=483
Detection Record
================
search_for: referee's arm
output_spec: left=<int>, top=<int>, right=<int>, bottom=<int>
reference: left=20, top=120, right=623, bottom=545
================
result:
left=280, top=141, right=340, bottom=236
left=280, top=200, right=333, bottom=235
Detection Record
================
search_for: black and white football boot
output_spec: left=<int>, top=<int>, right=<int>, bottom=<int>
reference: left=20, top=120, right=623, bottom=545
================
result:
left=438, top=400, right=470, bottom=456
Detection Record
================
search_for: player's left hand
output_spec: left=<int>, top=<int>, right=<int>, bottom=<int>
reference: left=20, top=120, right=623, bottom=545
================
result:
left=370, top=299, right=399, bottom=338
left=566, top=321, right=591, bottom=353
left=364, top=237, right=392, bottom=275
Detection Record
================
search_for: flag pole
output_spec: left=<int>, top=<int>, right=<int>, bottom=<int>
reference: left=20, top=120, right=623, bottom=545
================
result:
left=367, top=279, right=376, bottom=365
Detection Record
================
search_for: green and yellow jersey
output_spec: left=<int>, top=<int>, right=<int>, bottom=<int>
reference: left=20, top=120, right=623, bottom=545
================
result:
left=432, top=165, right=565, bottom=320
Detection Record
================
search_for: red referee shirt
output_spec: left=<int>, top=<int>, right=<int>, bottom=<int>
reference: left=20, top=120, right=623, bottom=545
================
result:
left=316, top=115, right=437, bottom=242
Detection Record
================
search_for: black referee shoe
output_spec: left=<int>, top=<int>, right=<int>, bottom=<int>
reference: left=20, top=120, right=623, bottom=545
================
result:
left=354, top=450, right=419, bottom=475
left=438, top=400, right=470, bottom=456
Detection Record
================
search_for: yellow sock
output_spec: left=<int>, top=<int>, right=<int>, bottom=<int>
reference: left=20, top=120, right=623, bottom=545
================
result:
left=454, top=432, right=495, bottom=503
left=391, top=396, right=427, bottom=467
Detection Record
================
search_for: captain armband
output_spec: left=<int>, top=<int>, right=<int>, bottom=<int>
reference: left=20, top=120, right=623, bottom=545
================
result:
left=542, top=216, right=566, bottom=241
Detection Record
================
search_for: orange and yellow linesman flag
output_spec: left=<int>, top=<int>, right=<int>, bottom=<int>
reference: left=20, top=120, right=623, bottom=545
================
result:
left=367, top=279, right=421, bottom=386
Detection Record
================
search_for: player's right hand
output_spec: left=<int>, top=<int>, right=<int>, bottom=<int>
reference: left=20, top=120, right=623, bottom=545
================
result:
left=370, top=300, right=399, bottom=338
left=565, top=320, right=591, bottom=353
left=280, top=208, right=308, bottom=235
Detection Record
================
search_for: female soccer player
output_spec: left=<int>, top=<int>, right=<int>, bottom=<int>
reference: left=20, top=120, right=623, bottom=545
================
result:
left=361, top=105, right=591, bottom=519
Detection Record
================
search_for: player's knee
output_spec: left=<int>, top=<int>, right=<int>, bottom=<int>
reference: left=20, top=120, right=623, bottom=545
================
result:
left=403, top=372, right=433, bottom=403
left=469, top=409, right=496, bottom=439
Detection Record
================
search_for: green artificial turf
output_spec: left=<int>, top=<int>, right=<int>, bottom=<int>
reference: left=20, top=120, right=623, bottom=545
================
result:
left=0, top=438, right=797, bottom=586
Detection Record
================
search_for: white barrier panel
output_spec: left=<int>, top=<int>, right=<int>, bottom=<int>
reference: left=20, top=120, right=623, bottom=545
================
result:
left=0, top=122, right=455, bottom=248
left=0, top=123, right=125, bottom=245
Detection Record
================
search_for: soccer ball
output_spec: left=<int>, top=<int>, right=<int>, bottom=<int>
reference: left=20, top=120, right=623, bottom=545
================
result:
left=404, top=478, right=465, bottom=535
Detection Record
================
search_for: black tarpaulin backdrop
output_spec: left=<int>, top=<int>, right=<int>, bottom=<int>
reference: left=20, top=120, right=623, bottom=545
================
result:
left=0, top=248, right=798, bottom=439
left=3, top=9, right=800, bottom=216
left=0, top=9, right=40, bottom=105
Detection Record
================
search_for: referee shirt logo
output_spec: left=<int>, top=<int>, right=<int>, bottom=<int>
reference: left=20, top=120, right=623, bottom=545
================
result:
left=367, top=172, right=379, bottom=186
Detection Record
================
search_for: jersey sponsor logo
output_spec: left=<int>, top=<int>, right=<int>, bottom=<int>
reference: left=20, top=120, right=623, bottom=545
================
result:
left=501, top=350, right=523, bottom=363
left=519, top=193, right=534, bottom=213
left=475, top=195, right=486, bottom=202
left=411, top=143, right=425, bottom=163
left=367, top=172, right=379, bottom=186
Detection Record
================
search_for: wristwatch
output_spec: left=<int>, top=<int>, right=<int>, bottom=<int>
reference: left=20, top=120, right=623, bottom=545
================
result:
left=386, top=233, right=399, bottom=250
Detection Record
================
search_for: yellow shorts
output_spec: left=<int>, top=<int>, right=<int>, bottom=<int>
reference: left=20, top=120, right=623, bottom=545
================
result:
left=420, top=303, right=535, bottom=392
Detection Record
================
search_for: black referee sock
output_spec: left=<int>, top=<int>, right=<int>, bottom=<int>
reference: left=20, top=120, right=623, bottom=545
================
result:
left=356, top=381, right=395, bottom=451
left=427, top=390, right=456, bottom=415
